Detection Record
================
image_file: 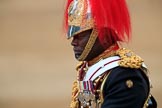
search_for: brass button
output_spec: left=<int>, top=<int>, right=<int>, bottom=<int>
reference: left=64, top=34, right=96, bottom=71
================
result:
left=126, top=80, right=133, bottom=88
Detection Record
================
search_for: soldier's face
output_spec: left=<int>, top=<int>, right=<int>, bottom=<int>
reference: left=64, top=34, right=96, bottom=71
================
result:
left=71, top=30, right=91, bottom=59
left=71, top=29, right=105, bottom=61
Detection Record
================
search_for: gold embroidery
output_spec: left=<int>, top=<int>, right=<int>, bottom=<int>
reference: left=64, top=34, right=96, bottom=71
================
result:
left=68, top=0, right=84, bottom=26
left=116, top=48, right=144, bottom=69
left=68, top=0, right=94, bottom=28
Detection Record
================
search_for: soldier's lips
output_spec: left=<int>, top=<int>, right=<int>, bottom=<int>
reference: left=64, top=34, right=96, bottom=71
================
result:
left=73, top=48, right=82, bottom=52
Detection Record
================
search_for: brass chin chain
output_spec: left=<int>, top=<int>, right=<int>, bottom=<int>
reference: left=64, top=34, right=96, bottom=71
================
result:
left=78, top=29, right=98, bottom=61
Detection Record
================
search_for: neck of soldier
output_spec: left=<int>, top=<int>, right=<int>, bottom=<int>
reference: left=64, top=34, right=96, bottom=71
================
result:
left=87, top=43, right=119, bottom=66
left=76, top=43, right=119, bottom=81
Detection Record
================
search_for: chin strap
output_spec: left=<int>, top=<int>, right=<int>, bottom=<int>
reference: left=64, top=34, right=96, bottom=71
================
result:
left=78, top=29, right=98, bottom=61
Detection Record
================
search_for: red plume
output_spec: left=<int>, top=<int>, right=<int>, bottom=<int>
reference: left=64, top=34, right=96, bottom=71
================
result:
left=90, top=0, right=131, bottom=43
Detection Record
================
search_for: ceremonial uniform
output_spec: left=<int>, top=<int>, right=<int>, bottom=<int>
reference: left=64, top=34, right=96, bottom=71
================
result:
left=70, top=48, right=157, bottom=108
left=63, top=0, right=157, bottom=108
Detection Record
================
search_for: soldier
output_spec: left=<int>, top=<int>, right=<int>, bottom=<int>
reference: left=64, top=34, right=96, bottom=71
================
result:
left=63, top=0, right=157, bottom=108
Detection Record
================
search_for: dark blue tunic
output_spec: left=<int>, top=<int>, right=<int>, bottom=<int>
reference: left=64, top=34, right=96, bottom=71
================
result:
left=101, top=67, right=149, bottom=108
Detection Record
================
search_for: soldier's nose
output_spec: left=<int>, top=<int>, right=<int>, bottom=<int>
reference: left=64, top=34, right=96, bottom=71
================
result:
left=71, top=37, right=78, bottom=46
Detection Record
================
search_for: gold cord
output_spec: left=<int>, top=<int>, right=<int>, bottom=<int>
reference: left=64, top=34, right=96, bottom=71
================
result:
left=78, top=29, right=98, bottom=61
left=116, top=48, right=144, bottom=69
left=70, top=81, right=80, bottom=108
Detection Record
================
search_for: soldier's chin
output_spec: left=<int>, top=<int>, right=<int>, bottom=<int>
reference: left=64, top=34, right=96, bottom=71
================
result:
left=75, top=54, right=80, bottom=60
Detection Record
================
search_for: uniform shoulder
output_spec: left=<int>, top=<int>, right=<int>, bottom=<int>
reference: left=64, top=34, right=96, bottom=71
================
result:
left=108, top=67, right=145, bottom=82
left=102, top=67, right=149, bottom=97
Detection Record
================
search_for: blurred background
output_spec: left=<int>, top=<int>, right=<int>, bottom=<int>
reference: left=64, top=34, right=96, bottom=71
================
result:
left=0, top=0, right=161, bottom=108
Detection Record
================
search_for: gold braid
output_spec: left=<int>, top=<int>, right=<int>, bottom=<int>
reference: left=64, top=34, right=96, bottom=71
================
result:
left=78, top=29, right=98, bottom=61
left=70, top=81, right=80, bottom=108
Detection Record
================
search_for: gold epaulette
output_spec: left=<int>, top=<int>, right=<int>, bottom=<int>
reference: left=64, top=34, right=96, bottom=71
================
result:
left=116, top=48, right=144, bottom=69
